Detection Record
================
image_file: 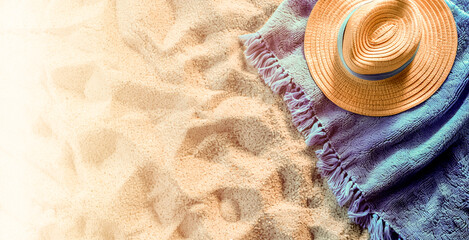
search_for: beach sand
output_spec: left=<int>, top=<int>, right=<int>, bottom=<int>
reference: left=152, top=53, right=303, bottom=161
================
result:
left=0, top=0, right=368, bottom=239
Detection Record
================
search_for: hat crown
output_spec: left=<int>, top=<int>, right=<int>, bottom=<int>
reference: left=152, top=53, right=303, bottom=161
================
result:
left=342, top=0, right=422, bottom=76
left=369, top=22, right=397, bottom=44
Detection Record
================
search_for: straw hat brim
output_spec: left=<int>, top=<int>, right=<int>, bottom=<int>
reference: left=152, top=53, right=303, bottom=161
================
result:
left=304, top=0, right=458, bottom=116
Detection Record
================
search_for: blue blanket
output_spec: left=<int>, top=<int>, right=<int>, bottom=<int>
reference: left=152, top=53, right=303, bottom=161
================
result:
left=240, top=0, right=469, bottom=239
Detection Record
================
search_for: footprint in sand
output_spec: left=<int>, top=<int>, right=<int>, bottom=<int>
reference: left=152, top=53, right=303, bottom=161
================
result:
left=219, top=197, right=241, bottom=222
left=78, top=128, right=118, bottom=167
left=48, top=63, right=112, bottom=101
left=177, top=116, right=275, bottom=161
left=217, top=187, right=263, bottom=222
left=146, top=166, right=192, bottom=226
left=279, top=164, right=304, bottom=203
left=309, top=226, right=340, bottom=240
left=244, top=203, right=311, bottom=239
left=49, top=63, right=96, bottom=96
left=115, top=0, right=175, bottom=50
left=176, top=209, right=209, bottom=239
left=113, top=81, right=196, bottom=111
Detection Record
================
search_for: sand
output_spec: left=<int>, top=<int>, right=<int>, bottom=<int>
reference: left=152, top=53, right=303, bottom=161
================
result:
left=0, top=0, right=369, bottom=239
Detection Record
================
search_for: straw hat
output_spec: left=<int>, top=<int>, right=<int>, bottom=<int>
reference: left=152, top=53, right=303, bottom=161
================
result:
left=304, top=0, right=458, bottom=116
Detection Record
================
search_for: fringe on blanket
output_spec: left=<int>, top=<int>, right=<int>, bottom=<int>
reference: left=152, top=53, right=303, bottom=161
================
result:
left=240, top=32, right=403, bottom=240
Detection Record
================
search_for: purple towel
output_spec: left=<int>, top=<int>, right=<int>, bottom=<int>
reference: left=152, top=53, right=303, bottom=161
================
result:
left=240, top=0, right=469, bottom=239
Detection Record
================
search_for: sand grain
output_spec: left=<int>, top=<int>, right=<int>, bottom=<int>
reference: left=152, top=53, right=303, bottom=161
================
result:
left=1, top=0, right=369, bottom=239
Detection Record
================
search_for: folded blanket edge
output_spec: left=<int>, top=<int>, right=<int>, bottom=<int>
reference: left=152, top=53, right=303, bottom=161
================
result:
left=239, top=32, right=404, bottom=240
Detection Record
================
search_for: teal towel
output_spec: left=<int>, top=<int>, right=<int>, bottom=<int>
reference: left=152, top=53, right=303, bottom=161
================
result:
left=240, top=0, right=469, bottom=239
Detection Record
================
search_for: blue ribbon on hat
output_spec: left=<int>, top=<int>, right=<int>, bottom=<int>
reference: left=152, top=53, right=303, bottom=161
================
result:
left=337, top=0, right=419, bottom=81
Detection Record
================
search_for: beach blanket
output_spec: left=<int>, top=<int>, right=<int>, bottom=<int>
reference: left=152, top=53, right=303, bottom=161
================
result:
left=240, top=0, right=469, bottom=239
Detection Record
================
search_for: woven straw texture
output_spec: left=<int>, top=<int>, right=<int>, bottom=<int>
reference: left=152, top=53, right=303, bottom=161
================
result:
left=304, top=0, right=458, bottom=116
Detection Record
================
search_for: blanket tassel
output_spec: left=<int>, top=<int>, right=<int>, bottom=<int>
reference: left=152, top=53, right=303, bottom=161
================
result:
left=241, top=32, right=403, bottom=240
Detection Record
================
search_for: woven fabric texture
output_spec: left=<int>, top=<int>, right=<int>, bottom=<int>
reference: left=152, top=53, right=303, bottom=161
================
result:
left=240, top=0, right=469, bottom=239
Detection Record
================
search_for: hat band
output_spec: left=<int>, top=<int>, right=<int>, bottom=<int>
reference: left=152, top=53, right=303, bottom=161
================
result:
left=337, top=0, right=419, bottom=81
